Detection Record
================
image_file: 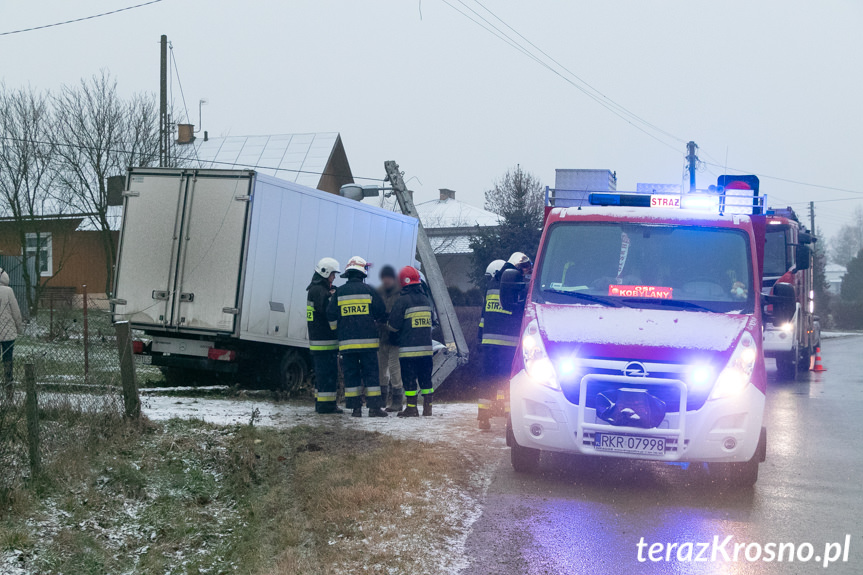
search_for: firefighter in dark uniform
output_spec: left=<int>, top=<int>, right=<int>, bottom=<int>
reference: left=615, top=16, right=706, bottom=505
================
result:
left=306, top=257, right=342, bottom=414
left=477, top=253, right=532, bottom=430
left=387, top=266, right=435, bottom=417
left=326, top=256, right=389, bottom=418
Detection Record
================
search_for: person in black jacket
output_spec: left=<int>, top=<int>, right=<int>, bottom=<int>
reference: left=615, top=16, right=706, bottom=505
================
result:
left=387, top=266, right=435, bottom=417
left=326, top=256, right=388, bottom=417
left=306, top=257, right=343, bottom=414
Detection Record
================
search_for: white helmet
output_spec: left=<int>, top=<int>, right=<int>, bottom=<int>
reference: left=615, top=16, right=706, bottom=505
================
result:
left=341, top=255, right=368, bottom=277
left=315, top=257, right=341, bottom=278
left=485, top=259, right=505, bottom=278
left=508, top=252, right=532, bottom=270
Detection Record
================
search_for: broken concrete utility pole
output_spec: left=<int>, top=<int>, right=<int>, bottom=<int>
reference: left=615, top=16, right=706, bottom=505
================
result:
left=384, top=161, right=469, bottom=388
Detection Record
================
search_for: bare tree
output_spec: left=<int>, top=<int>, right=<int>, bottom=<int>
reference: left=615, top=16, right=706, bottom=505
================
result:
left=0, top=84, right=65, bottom=312
left=52, top=71, right=163, bottom=294
left=829, top=206, right=863, bottom=267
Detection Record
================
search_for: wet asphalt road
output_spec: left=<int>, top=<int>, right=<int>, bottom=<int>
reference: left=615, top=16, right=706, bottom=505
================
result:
left=462, top=336, right=863, bottom=575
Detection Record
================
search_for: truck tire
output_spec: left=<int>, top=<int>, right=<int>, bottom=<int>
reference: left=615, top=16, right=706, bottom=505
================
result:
left=776, top=347, right=798, bottom=381
left=507, top=427, right=541, bottom=473
left=278, top=350, right=310, bottom=396
left=798, top=346, right=812, bottom=371
left=161, top=367, right=193, bottom=387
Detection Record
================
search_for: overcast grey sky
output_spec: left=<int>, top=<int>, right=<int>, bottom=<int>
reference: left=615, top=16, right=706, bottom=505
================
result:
left=2, top=0, right=861, bottom=238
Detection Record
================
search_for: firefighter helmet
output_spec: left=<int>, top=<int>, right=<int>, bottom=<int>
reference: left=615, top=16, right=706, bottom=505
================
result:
left=485, top=259, right=505, bottom=279
left=341, top=256, right=369, bottom=278
left=315, top=257, right=341, bottom=278
left=508, top=252, right=532, bottom=271
left=399, top=265, right=422, bottom=287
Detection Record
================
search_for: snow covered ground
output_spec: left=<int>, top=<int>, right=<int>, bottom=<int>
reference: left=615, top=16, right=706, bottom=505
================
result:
left=142, top=394, right=505, bottom=575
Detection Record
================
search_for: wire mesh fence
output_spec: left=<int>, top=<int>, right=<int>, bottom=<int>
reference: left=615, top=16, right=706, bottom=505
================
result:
left=1, top=291, right=133, bottom=493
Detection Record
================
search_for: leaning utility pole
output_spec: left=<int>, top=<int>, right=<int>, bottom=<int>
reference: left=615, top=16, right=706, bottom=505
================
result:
left=686, top=141, right=698, bottom=192
left=159, top=34, right=168, bottom=167
left=384, top=161, right=469, bottom=388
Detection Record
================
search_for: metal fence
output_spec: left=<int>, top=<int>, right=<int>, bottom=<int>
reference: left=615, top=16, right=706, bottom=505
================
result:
left=0, top=292, right=134, bottom=492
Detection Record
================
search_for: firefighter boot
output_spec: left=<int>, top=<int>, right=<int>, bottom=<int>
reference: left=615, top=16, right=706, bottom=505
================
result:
left=478, top=398, right=492, bottom=430
left=398, top=405, right=420, bottom=418
left=422, top=398, right=432, bottom=417
left=352, top=407, right=363, bottom=417
left=386, top=389, right=404, bottom=412
left=368, top=407, right=389, bottom=417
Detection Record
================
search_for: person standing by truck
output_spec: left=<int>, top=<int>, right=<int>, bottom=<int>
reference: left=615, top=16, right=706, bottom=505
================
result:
left=306, top=258, right=343, bottom=414
left=377, top=265, right=404, bottom=413
left=388, top=266, right=435, bottom=417
left=477, top=253, right=531, bottom=430
left=327, top=256, right=388, bottom=418
left=0, top=269, right=23, bottom=401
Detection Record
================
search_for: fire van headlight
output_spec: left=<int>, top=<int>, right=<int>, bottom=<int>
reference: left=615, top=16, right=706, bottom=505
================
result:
left=709, top=332, right=758, bottom=400
left=522, top=320, right=559, bottom=391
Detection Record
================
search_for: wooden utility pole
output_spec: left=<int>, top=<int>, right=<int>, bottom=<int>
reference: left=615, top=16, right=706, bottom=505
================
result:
left=159, top=34, right=168, bottom=167
left=809, top=201, right=816, bottom=233
left=114, top=321, right=141, bottom=418
left=384, top=161, right=468, bottom=388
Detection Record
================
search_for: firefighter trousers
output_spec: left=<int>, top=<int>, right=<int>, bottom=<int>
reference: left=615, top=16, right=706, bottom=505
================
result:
left=478, top=344, right=515, bottom=421
left=399, top=355, right=433, bottom=407
left=311, top=350, right=339, bottom=413
left=341, top=350, right=383, bottom=410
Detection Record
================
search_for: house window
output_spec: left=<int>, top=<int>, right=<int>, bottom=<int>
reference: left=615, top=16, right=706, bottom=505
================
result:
left=25, top=233, right=53, bottom=277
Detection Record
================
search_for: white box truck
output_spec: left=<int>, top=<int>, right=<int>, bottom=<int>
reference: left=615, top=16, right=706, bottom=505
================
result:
left=112, top=167, right=419, bottom=390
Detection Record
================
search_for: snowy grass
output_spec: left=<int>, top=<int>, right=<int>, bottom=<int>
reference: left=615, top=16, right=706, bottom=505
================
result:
left=0, top=416, right=488, bottom=575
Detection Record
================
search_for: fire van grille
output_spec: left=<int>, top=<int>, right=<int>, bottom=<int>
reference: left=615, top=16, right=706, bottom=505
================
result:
left=560, top=367, right=710, bottom=412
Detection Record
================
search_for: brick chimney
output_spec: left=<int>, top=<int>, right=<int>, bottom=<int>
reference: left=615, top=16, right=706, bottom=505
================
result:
left=439, top=188, right=456, bottom=201
left=176, top=123, right=196, bottom=145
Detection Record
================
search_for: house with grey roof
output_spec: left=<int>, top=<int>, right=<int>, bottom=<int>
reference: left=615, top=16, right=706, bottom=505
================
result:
left=415, top=189, right=499, bottom=291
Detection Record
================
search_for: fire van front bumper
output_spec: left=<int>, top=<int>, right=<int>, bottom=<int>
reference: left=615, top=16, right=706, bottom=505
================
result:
left=509, top=369, right=765, bottom=463
left=763, top=325, right=795, bottom=354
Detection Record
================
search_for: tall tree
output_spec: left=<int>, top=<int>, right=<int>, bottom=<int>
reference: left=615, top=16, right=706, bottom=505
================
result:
left=836, top=248, right=863, bottom=328
left=829, top=206, right=863, bottom=267
left=812, top=228, right=832, bottom=326
left=52, top=71, right=162, bottom=294
left=0, top=84, right=65, bottom=313
left=469, top=166, right=544, bottom=288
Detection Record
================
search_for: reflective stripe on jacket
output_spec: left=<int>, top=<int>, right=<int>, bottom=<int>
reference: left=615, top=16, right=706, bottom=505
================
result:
left=326, top=278, right=386, bottom=353
left=306, top=276, right=338, bottom=351
left=387, top=285, right=434, bottom=358
left=481, top=277, right=524, bottom=347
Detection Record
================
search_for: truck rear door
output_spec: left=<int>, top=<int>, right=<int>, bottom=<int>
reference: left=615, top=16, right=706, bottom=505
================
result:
left=113, top=169, right=253, bottom=335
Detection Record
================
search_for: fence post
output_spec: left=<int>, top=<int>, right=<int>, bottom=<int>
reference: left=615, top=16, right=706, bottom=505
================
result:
left=114, top=321, right=140, bottom=418
left=82, top=284, right=89, bottom=381
left=24, top=363, right=40, bottom=476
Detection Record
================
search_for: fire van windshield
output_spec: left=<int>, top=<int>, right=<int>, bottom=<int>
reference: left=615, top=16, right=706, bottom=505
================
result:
left=535, top=222, right=754, bottom=314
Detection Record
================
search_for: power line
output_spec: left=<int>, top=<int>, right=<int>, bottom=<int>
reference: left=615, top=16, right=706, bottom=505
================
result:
left=468, top=0, right=686, bottom=145
left=0, top=135, right=383, bottom=182
left=0, top=0, right=165, bottom=37
left=438, top=0, right=683, bottom=155
left=702, top=161, right=863, bottom=195
left=168, top=43, right=200, bottom=163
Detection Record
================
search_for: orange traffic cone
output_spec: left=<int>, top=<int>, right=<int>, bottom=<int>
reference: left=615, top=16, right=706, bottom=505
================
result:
left=811, top=347, right=827, bottom=372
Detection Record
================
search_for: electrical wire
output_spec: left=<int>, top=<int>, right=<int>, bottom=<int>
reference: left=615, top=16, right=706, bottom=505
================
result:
left=168, top=43, right=200, bottom=163
left=702, top=161, right=863, bottom=195
left=0, top=0, right=165, bottom=37
left=439, top=0, right=683, bottom=155
left=0, top=135, right=383, bottom=182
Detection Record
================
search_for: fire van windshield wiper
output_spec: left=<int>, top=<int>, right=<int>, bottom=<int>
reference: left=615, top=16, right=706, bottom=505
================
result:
left=620, top=298, right=714, bottom=312
left=543, top=288, right=625, bottom=308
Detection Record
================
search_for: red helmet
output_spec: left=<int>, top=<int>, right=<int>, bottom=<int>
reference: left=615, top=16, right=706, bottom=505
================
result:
left=398, top=265, right=422, bottom=287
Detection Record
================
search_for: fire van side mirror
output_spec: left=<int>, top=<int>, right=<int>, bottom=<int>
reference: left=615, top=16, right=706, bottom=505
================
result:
left=795, top=244, right=811, bottom=271
left=499, top=268, right=527, bottom=311
left=766, top=282, right=796, bottom=324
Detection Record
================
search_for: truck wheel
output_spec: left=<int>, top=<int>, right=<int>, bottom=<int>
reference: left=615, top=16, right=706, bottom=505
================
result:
left=776, top=348, right=798, bottom=381
left=507, top=427, right=541, bottom=473
left=161, top=367, right=193, bottom=387
left=278, top=350, right=310, bottom=395
left=798, top=346, right=812, bottom=371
